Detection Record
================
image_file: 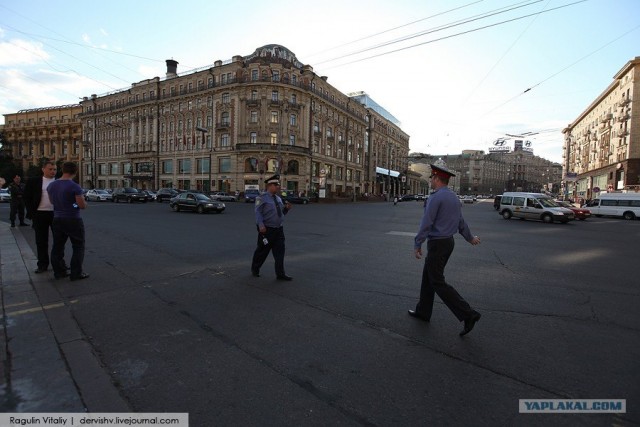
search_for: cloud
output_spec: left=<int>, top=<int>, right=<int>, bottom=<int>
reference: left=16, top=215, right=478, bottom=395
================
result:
left=100, top=28, right=109, bottom=37
left=0, top=39, right=49, bottom=66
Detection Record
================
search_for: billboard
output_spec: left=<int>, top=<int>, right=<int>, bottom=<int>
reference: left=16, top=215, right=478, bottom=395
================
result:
left=489, top=138, right=510, bottom=153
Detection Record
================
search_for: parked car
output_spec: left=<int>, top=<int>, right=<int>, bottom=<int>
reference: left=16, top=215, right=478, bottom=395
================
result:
left=499, top=192, right=575, bottom=223
left=556, top=200, right=591, bottom=221
left=138, top=189, right=156, bottom=202
left=0, top=188, right=10, bottom=203
left=283, top=191, right=310, bottom=205
left=169, top=192, right=225, bottom=214
left=210, top=192, right=237, bottom=202
left=493, top=195, right=502, bottom=210
left=155, top=188, right=179, bottom=202
left=84, top=189, right=113, bottom=202
left=244, top=189, right=260, bottom=203
left=461, top=195, right=475, bottom=204
left=112, top=187, right=147, bottom=203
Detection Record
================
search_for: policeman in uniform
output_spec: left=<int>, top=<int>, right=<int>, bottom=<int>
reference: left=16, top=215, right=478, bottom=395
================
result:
left=251, top=174, right=293, bottom=280
left=8, top=174, right=28, bottom=227
left=409, top=164, right=482, bottom=336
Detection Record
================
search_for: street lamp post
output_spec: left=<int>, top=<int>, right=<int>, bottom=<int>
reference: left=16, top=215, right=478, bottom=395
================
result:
left=196, top=126, right=209, bottom=192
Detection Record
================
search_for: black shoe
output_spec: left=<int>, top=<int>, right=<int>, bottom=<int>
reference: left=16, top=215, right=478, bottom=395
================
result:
left=408, top=309, right=430, bottom=322
left=10, top=223, right=15, bottom=228
left=70, top=273, right=90, bottom=282
left=54, top=272, right=69, bottom=280
left=276, top=275, right=293, bottom=281
left=34, top=268, right=48, bottom=274
left=460, top=313, right=481, bottom=336
left=251, top=268, right=260, bottom=277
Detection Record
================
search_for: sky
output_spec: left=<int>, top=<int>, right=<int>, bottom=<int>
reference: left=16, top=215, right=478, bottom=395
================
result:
left=0, top=0, right=638, bottom=164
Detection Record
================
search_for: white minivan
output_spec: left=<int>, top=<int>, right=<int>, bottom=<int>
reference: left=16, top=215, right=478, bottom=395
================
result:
left=585, top=192, right=640, bottom=220
left=499, top=192, right=575, bottom=223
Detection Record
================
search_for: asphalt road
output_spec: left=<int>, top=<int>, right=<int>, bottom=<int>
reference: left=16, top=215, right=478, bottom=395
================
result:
left=2, top=198, right=638, bottom=426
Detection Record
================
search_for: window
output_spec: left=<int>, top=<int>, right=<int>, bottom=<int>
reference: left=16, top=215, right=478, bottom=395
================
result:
left=290, top=114, right=297, bottom=126
left=250, top=132, right=257, bottom=144
left=218, top=157, right=231, bottom=173
left=221, top=112, right=230, bottom=126
left=336, top=167, right=343, bottom=180
left=291, top=94, right=297, bottom=104
left=271, top=91, right=279, bottom=101
left=314, top=122, right=320, bottom=133
left=267, top=158, right=278, bottom=172
left=178, top=159, right=191, bottom=173
left=197, top=158, right=210, bottom=173
left=346, top=169, right=352, bottom=182
left=250, top=111, right=258, bottom=123
left=270, top=111, right=279, bottom=123
left=110, top=163, right=119, bottom=175
left=251, top=69, right=258, bottom=81
left=272, top=71, right=280, bottom=82
left=326, top=144, right=332, bottom=156
left=222, top=93, right=230, bottom=104
left=513, top=197, right=525, bottom=207
left=251, top=90, right=258, bottom=100
left=220, top=133, right=230, bottom=147
left=270, top=133, right=277, bottom=145
left=245, top=158, right=259, bottom=172
left=289, top=135, right=295, bottom=146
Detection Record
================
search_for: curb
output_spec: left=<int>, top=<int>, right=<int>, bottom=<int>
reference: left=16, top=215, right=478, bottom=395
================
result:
left=0, top=223, right=129, bottom=412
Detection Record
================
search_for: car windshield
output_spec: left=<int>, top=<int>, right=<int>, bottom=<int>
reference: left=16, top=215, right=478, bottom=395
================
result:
left=538, top=198, right=560, bottom=208
left=195, top=194, right=212, bottom=201
left=96, top=190, right=108, bottom=194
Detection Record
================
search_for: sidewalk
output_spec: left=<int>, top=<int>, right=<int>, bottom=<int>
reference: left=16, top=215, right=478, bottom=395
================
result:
left=0, top=223, right=129, bottom=412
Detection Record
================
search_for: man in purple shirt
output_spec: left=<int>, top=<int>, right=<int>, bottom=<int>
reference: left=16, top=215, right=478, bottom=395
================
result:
left=409, top=164, right=482, bottom=336
left=47, top=162, right=89, bottom=281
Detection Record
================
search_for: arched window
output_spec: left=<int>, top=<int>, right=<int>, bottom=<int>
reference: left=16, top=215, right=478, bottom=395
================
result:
left=287, top=160, right=299, bottom=175
left=245, top=157, right=259, bottom=172
left=267, top=158, right=278, bottom=172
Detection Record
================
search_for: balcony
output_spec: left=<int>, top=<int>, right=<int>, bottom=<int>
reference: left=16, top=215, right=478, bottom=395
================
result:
left=216, top=121, right=231, bottom=130
left=246, top=99, right=260, bottom=107
left=235, top=143, right=311, bottom=156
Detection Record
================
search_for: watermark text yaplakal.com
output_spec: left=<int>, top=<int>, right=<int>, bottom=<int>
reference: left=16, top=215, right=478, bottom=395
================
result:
left=519, top=399, right=626, bottom=414
left=0, top=413, right=189, bottom=426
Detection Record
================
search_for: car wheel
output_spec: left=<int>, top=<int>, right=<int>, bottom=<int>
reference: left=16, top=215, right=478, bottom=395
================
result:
left=595, top=214, right=603, bottom=217
left=501, top=210, right=512, bottom=220
left=172, top=204, right=180, bottom=212
left=623, top=211, right=636, bottom=220
left=157, top=198, right=162, bottom=203
left=128, top=197, right=134, bottom=204
left=196, top=205, right=205, bottom=214
left=542, top=214, right=553, bottom=224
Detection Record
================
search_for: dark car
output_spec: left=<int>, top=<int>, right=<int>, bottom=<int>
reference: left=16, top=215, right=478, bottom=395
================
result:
left=493, top=195, right=502, bottom=210
left=155, top=188, right=179, bottom=202
left=400, top=194, right=418, bottom=202
left=557, top=200, right=591, bottom=220
left=137, top=189, right=155, bottom=202
left=112, top=187, right=147, bottom=203
left=169, top=192, right=225, bottom=214
left=282, top=191, right=310, bottom=205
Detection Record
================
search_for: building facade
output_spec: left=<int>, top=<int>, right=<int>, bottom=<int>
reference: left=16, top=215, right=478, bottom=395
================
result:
left=562, top=57, right=639, bottom=202
left=410, top=148, right=561, bottom=196
left=2, top=105, right=84, bottom=180
left=77, top=44, right=409, bottom=197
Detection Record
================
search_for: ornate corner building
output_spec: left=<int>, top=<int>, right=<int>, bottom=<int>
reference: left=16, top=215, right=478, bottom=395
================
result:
left=73, top=44, right=410, bottom=196
left=2, top=104, right=84, bottom=178
left=562, top=57, right=639, bottom=201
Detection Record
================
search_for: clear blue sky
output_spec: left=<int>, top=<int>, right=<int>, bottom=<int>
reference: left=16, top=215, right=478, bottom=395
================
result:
left=1, top=0, right=638, bottom=163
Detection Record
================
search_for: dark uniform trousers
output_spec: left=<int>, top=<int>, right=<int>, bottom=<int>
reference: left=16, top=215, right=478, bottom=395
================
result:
left=51, top=218, right=85, bottom=278
left=416, top=237, right=476, bottom=321
left=33, top=210, right=55, bottom=270
left=251, top=226, right=285, bottom=276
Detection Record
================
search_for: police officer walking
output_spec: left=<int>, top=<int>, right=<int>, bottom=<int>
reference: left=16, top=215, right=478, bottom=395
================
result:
left=251, top=174, right=293, bottom=280
left=408, top=164, right=482, bottom=336
left=8, top=174, right=28, bottom=227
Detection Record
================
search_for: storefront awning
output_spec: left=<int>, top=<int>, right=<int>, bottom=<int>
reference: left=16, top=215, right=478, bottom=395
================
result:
left=376, top=166, right=400, bottom=178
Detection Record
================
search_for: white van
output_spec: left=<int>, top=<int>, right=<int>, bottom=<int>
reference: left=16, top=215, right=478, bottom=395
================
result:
left=585, top=192, right=640, bottom=220
left=499, top=192, right=575, bottom=223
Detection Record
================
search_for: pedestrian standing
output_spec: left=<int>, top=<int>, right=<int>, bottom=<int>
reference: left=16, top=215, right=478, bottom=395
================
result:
left=8, top=174, right=29, bottom=227
left=47, top=162, right=89, bottom=281
left=251, top=174, right=293, bottom=280
left=24, top=160, right=63, bottom=274
left=408, top=164, right=482, bottom=336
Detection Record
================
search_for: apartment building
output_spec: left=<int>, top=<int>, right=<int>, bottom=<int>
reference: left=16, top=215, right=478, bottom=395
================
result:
left=2, top=104, right=84, bottom=180
left=562, top=56, right=639, bottom=201
left=78, top=44, right=410, bottom=197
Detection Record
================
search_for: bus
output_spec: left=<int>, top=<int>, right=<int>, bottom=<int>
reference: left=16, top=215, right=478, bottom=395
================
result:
left=585, top=192, right=640, bottom=220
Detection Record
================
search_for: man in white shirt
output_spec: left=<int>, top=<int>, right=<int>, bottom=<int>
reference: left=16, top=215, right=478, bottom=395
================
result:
left=24, top=160, right=60, bottom=274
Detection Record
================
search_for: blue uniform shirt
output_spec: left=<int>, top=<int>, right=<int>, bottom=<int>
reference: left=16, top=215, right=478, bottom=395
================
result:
left=414, top=186, right=474, bottom=249
left=255, top=191, right=288, bottom=228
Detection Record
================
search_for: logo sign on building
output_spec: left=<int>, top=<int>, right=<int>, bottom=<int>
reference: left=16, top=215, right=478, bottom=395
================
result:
left=523, top=140, right=534, bottom=153
left=489, top=138, right=510, bottom=153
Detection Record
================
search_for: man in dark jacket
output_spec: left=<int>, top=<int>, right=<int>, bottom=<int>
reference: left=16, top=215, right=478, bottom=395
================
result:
left=24, top=160, right=58, bottom=273
left=8, top=174, right=28, bottom=227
